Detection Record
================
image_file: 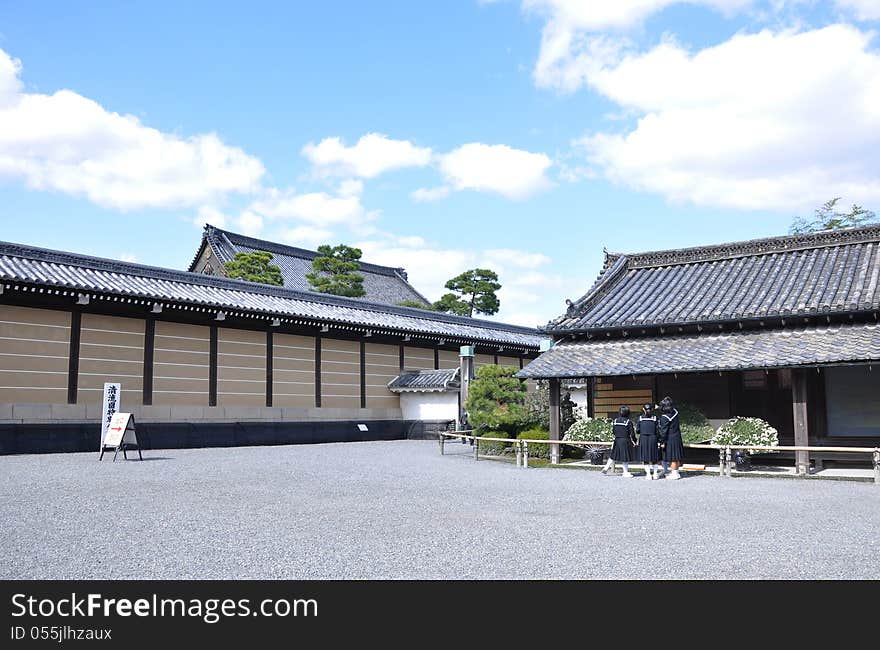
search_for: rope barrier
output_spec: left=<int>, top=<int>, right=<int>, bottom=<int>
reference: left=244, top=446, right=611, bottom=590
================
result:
left=437, top=432, right=880, bottom=484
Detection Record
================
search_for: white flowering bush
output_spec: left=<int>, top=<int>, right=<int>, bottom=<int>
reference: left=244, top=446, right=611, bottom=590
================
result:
left=712, top=417, right=779, bottom=453
left=563, top=417, right=613, bottom=443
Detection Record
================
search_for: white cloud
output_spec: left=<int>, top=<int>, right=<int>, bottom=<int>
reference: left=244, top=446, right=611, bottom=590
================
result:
left=236, top=210, right=263, bottom=236
left=278, top=225, right=336, bottom=249
left=836, top=0, right=880, bottom=20
left=302, top=132, right=432, bottom=178
left=575, top=24, right=880, bottom=210
left=337, top=179, right=363, bottom=197
left=521, top=0, right=753, bottom=91
left=0, top=48, right=264, bottom=210
left=248, top=188, right=371, bottom=227
left=439, top=143, right=553, bottom=199
left=193, top=205, right=228, bottom=229
left=484, top=248, right=551, bottom=269
left=411, top=185, right=451, bottom=202
left=119, top=253, right=138, bottom=263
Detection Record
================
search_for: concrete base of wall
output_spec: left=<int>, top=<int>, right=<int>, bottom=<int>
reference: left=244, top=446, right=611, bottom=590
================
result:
left=0, top=418, right=458, bottom=454
left=403, top=420, right=455, bottom=440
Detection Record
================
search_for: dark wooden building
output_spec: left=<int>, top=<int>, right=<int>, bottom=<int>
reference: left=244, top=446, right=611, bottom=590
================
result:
left=518, top=226, right=880, bottom=472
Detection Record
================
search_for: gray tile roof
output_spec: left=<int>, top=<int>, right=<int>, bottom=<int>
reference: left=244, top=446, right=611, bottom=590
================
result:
left=194, top=224, right=431, bottom=306
left=517, top=322, right=880, bottom=378
left=388, top=368, right=460, bottom=392
left=0, top=241, right=542, bottom=350
left=550, top=225, right=880, bottom=333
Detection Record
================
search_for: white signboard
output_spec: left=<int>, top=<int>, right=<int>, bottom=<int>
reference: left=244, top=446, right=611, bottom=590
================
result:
left=100, top=382, right=121, bottom=445
left=99, top=413, right=142, bottom=461
left=103, top=412, right=133, bottom=448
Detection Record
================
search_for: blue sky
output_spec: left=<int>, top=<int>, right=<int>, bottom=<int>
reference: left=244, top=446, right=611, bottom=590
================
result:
left=0, top=1, right=878, bottom=326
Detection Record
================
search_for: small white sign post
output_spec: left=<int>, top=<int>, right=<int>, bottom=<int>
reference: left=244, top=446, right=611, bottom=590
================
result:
left=100, top=382, right=121, bottom=448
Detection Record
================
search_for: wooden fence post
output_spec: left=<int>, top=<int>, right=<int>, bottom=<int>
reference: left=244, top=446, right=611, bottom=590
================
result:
left=874, top=449, right=879, bottom=485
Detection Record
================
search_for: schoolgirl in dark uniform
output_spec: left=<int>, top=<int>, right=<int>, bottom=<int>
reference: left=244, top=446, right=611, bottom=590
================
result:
left=637, top=403, right=661, bottom=480
left=601, top=406, right=637, bottom=478
left=658, top=396, right=685, bottom=480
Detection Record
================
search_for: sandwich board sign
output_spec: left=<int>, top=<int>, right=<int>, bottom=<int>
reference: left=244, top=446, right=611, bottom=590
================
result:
left=100, top=382, right=121, bottom=447
left=99, top=412, right=143, bottom=462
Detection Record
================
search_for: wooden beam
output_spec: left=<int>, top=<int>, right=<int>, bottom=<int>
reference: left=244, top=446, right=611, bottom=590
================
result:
left=360, top=339, right=366, bottom=409
left=549, top=378, right=561, bottom=465
left=315, top=335, right=322, bottom=408
left=143, top=318, right=155, bottom=406
left=792, top=369, right=810, bottom=475
left=208, top=325, right=218, bottom=407
left=67, top=310, right=81, bottom=405
left=265, top=331, right=273, bottom=408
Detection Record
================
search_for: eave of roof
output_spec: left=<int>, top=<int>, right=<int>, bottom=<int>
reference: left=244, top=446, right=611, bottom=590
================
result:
left=0, top=240, right=542, bottom=349
left=518, top=322, right=880, bottom=379
left=388, top=368, right=461, bottom=392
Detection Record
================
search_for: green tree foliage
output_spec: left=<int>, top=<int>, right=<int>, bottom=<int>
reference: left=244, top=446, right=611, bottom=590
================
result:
left=677, top=402, right=715, bottom=444
left=790, top=198, right=877, bottom=234
left=395, top=299, right=432, bottom=309
left=432, top=268, right=501, bottom=317
left=464, top=365, right=527, bottom=436
left=222, top=251, right=284, bottom=286
left=306, top=244, right=366, bottom=297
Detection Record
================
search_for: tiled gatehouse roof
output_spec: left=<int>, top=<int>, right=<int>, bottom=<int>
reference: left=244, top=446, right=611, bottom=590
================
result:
left=191, top=224, right=431, bottom=307
left=549, top=225, right=880, bottom=333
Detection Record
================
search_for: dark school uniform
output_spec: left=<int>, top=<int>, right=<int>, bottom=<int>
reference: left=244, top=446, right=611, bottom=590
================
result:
left=637, top=415, right=661, bottom=463
left=610, top=417, right=637, bottom=462
left=659, top=409, right=685, bottom=462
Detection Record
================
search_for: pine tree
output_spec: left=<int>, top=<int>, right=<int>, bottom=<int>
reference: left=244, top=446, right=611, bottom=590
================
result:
left=306, top=245, right=366, bottom=297
left=223, top=251, right=284, bottom=286
left=432, top=268, right=501, bottom=317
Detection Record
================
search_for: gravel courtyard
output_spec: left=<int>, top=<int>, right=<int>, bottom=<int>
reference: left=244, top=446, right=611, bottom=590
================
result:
left=1, top=440, right=878, bottom=580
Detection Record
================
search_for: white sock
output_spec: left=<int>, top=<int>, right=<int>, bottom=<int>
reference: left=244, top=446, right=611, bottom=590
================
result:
left=604, top=459, right=615, bottom=471
left=622, top=463, right=630, bottom=474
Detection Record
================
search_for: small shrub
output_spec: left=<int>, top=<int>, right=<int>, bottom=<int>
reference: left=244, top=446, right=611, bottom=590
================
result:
left=478, top=431, right=512, bottom=456
left=678, top=402, right=709, bottom=427
left=517, top=427, right=551, bottom=459
left=675, top=402, right=714, bottom=444
left=465, top=365, right=528, bottom=437
left=563, top=417, right=613, bottom=443
left=712, top=417, right=779, bottom=452
left=681, top=423, right=715, bottom=444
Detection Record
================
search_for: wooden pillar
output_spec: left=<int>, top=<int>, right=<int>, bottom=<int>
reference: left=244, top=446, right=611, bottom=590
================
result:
left=586, top=377, right=595, bottom=418
left=549, top=377, right=561, bottom=465
left=792, top=369, right=810, bottom=475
